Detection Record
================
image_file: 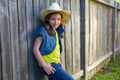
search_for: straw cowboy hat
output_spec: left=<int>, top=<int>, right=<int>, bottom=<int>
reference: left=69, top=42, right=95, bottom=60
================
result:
left=40, top=2, right=71, bottom=26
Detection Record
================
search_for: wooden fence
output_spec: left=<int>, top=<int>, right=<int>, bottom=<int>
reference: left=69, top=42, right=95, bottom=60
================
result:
left=80, top=0, right=120, bottom=79
left=83, top=0, right=120, bottom=79
left=0, top=0, right=120, bottom=80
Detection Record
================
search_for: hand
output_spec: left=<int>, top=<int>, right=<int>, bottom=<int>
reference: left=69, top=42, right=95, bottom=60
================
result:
left=42, top=64, right=56, bottom=75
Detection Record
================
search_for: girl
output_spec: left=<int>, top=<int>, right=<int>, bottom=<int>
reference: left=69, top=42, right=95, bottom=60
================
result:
left=33, top=2, right=74, bottom=80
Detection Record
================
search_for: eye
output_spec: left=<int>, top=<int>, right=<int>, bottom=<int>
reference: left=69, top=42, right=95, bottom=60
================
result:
left=51, top=18, right=55, bottom=20
left=58, top=18, right=61, bottom=21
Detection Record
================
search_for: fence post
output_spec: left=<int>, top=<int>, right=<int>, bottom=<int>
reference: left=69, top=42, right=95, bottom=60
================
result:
left=112, top=1, right=117, bottom=61
left=80, top=0, right=89, bottom=80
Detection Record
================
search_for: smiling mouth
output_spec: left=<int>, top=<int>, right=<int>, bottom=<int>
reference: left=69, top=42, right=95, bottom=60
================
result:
left=53, top=24, right=58, bottom=26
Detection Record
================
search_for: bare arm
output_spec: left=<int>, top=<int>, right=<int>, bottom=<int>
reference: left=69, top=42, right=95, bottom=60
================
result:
left=33, top=36, right=46, bottom=66
left=33, top=36, right=55, bottom=74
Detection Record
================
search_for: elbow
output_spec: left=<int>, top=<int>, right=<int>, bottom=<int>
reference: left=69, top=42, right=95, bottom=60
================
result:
left=33, top=47, right=38, bottom=54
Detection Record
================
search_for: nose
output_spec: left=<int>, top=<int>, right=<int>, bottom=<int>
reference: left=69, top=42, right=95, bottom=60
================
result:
left=54, top=20, right=58, bottom=24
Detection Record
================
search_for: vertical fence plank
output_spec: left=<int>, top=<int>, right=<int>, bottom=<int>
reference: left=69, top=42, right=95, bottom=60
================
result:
left=112, top=3, right=117, bottom=60
left=63, top=0, right=73, bottom=74
left=18, top=0, right=29, bottom=79
left=0, top=0, right=13, bottom=80
left=33, top=0, right=40, bottom=29
left=106, top=7, right=112, bottom=53
left=116, top=10, right=119, bottom=49
left=103, top=5, right=108, bottom=55
left=39, top=0, right=45, bottom=26
left=59, top=0, right=66, bottom=69
left=106, top=7, right=109, bottom=52
left=97, top=3, right=103, bottom=57
left=71, top=0, right=81, bottom=74
left=89, top=1, right=93, bottom=65
left=118, top=11, right=120, bottom=47
left=89, top=1, right=98, bottom=65
left=71, top=0, right=75, bottom=73
left=97, top=3, right=101, bottom=57
left=101, top=5, right=105, bottom=55
left=44, top=0, right=50, bottom=8
left=108, top=8, right=113, bottom=51
left=8, top=0, right=21, bottom=80
left=25, top=0, right=35, bottom=80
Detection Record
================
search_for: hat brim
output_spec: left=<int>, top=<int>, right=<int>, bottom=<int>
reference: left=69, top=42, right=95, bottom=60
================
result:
left=40, top=10, right=71, bottom=26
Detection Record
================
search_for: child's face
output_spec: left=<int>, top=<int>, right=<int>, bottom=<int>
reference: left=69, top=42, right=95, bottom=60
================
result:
left=49, top=13, right=61, bottom=29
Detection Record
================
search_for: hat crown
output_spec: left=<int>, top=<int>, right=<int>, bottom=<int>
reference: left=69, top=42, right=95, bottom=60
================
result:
left=48, top=2, right=62, bottom=10
left=40, top=2, right=71, bottom=26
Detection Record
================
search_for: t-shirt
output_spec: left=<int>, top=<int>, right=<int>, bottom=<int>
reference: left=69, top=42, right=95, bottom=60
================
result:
left=42, top=32, right=60, bottom=64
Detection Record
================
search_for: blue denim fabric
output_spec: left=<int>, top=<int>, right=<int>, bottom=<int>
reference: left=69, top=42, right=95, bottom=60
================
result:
left=36, top=27, right=56, bottom=55
left=40, top=63, right=74, bottom=80
left=56, top=27, right=64, bottom=37
left=35, top=26, right=64, bottom=55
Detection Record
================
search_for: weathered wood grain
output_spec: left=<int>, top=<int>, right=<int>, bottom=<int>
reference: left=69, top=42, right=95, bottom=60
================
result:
left=0, top=0, right=13, bottom=80
left=118, top=11, right=120, bottom=46
left=71, top=0, right=80, bottom=74
left=59, top=0, right=66, bottom=69
left=0, top=0, right=120, bottom=80
left=89, top=1, right=98, bottom=65
left=18, top=0, right=29, bottom=79
left=9, top=0, right=21, bottom=80
left=63, top=0, right=73, bottom=74
left=25, top=0, right=35, bottom=80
